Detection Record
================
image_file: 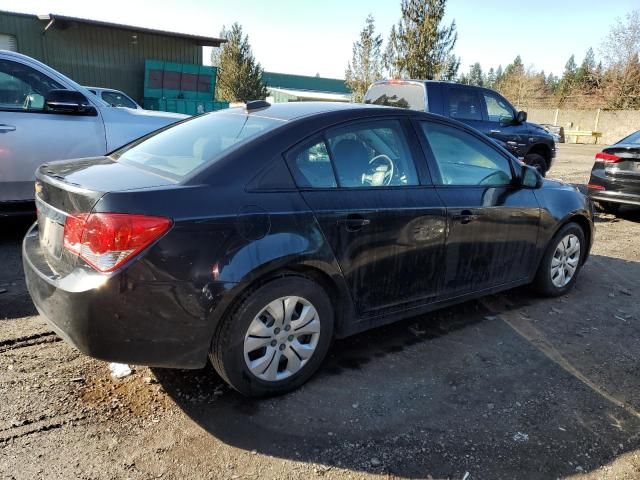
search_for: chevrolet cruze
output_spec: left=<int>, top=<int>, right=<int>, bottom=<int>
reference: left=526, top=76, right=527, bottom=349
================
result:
left=23, top=101, right=594, bottom=397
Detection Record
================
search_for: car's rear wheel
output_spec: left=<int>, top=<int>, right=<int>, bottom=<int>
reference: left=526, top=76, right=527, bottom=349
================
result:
left=210, top=276, right=334, bottom=397
left=533, top=222, right=585, bottom=297
left=524, top=153, right=548, bottom=176
left=595, top=201, right=620, bottom=215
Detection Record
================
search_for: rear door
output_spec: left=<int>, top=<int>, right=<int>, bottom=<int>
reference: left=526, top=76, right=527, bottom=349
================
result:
left=415, top=118, right=540, bottom=297
left=286, top=117, right=448, bottom=316
left=0, top=57, right=105, bottom=202
left=443, top=85, right=486, bottom=132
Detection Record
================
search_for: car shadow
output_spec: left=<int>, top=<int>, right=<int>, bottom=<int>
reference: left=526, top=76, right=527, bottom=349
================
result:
left=154, top=254, right=640, bottom=478
left=0, top=216, right=38, bottom=320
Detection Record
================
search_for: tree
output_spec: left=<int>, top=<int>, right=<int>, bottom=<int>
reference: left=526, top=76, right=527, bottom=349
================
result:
left=486, top=67, right=496, bottom=88
left=600, top=10, right=640, bottom=109
left=213, top=23, right=268, bottom=103
left=439, top=54, right=460, bottom=80
left=387, top=0, right=458, bottom=79
left=383, top=24, right=403, bottom=78
left=345, top=15, right=384, bottom=102
left=468, top=62, right=484, bottom=86
left=555, top=54, right=577, bottom=105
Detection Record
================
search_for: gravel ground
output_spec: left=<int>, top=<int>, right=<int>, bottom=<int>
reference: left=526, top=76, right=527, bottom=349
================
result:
left=1, top=143, right=640, bottom=480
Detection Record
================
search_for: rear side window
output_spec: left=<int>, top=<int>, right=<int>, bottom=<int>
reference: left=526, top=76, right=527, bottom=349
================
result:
left=364, top=83, right=426, bottom=111
left=448, top=88, right=483, bottom=121
left=619, top=131, right=640, bottom=144
left=114, top=112, right=283, bottom=179
left=290, top=139, right=337, bottom=188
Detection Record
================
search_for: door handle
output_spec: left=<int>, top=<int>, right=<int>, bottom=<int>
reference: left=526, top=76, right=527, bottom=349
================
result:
left=452, top=209, right=478, bottom=225
left=337, top=215, right=371, bottom=232
left=490, top=129, right=501, bottom=134
left=0, top=124, right=16, bottom=132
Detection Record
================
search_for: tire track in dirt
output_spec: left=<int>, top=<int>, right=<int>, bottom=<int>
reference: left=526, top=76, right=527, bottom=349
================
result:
left=0, top=331, right=60, bottom=353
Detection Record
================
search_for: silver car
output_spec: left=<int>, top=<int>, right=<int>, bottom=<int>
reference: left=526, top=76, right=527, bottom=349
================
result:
left=0, top=51, right=186, bottom=206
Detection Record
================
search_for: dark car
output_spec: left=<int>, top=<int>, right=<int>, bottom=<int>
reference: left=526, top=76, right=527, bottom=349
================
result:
left=587, top=130, right=640, bottom=214
left=364, top=80, right=556, bottom=174
left=23, top=102, right=593, bottom=397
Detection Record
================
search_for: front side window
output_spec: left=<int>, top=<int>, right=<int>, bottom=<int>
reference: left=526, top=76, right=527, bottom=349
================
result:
left=448, top=88, right=483, bottom=121
left=327, top=120, right=419, bottom=188
left=483, top=91, right=515, bottom=123
left=420, top=122, right=513, bottom=186
left=0, top=59, right=63, bottom=111
left=114, top=112, right=284, bottom=179
left=101, top=90, right=137, bottom=109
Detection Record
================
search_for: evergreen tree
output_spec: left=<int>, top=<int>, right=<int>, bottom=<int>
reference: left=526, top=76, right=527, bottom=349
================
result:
left=214, top=23, right=268, bottom=103
left=346, top=15, right=384, bottom=102
left=383, top=24, right=403, bottom=78
left=468, top=62, right=484, bottom=86
left=387, top=0, right=458, bottom=79
left=486, top=67, right=496, bottom=88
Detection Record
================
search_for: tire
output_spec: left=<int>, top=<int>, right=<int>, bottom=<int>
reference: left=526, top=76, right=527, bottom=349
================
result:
left=210, top=276, right=334, bottom=397
left=524, top=153, right=548, bottom=176
left=533, top=222, right=586, bottom=297
left=595, top=201, right=620, bottom=215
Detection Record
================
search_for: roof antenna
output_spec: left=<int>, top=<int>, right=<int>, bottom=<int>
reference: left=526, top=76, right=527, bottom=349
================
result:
left=245, top=100, right=271, bottom=112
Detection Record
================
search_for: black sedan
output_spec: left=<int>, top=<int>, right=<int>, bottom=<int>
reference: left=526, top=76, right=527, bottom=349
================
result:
left=23, top=102, right=594, bottom=397
left=588, top=130, right=640, bottom=214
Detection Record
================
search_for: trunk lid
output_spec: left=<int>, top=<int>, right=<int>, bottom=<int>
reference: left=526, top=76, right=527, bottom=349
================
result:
left=34, top=156, right=176, bottom=274
left=603, top=145, right=640, bottom=182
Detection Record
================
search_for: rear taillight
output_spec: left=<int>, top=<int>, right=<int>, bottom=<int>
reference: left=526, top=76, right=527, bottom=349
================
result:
left=595, top=152, right=622, bottom=163
left=587, top=183, right=605, bottom=190
left=63, top=213, right=172, bottom=273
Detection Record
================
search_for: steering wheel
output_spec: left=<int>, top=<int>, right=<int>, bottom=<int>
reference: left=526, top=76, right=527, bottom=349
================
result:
left=364, top=154, right=395, bottom=186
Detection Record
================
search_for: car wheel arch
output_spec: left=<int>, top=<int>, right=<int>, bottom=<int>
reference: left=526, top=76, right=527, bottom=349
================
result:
left=527, top=144, right=551, bottom=162
left=207, top=263, right=354, bottom=357
left=543, top=214, right=592, bottom=267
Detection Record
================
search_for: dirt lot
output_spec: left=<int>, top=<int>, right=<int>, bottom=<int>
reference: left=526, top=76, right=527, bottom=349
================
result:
left=1, top=144, right=640, bottom=480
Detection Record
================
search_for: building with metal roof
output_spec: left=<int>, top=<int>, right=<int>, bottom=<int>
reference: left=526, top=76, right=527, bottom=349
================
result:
left=262, top=71, right=352, bottom=103
left=0, top=10, right=225, bottom=104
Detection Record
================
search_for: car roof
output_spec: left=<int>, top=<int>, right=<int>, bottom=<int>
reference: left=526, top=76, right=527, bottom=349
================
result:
left=232, top=101, right=410, bottom=122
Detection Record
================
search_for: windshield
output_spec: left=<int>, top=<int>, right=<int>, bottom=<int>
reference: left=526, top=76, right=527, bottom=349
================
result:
left=364, top=82, right=427, bottom=111
left=113, top=111, right=284, bottom=179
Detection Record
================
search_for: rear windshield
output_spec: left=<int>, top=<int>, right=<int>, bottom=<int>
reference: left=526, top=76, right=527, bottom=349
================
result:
left=619, top=130, right=640, bottom=144
left=113, top=111, right=284, bottom=179
left=364, top=82, right=427, bottom=111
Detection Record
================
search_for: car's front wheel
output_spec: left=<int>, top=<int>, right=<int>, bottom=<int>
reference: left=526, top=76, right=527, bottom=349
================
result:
left=533, top=222, right=585, bottom=297
left=524, top=153, right=548, bottom=176
left=210, top=276, right=334, bottom=397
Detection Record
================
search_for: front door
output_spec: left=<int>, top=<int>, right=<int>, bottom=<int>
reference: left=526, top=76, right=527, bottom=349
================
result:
left=479, top=89, right=529, bottom=159
left=0, top=58, right=105, bottom=202
left=286, top=118, right=448, bottom=316
left=416, top=119, right=541, bottom=297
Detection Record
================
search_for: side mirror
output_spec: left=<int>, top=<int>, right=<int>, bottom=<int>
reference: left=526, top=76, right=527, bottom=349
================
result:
left=521, top=165, right=543, bottom=189
left=516, top=110, right=527, bottom=124
left=45, top=89, right=97, bottom=116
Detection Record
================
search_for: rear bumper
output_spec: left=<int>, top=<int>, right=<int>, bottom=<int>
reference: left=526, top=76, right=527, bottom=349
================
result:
left=22, top=223, right=229, bottom=369
left=588, top=170, right=640, bottom=206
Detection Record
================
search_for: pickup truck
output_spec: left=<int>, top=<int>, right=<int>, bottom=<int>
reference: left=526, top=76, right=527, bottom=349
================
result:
left=364, top=80, right=556, bottom=174
left=0, top=50, right=187, bottom=209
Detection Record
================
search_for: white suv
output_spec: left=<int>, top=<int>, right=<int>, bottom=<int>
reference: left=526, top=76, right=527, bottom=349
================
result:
left=0, top=50, right=187, bottom=206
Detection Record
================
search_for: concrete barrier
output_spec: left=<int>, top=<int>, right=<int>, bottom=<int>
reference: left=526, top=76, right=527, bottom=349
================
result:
left=526, top=108, right=640, bottom=145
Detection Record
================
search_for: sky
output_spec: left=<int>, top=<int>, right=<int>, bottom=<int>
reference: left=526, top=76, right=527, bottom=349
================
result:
left=2, top=0, right=638, bottom=79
